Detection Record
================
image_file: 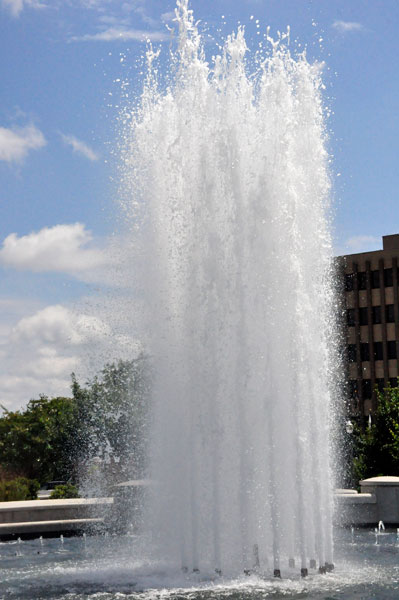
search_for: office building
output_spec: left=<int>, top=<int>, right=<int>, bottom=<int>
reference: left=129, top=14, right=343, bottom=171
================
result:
left=338, top=234, right=399, bottom=418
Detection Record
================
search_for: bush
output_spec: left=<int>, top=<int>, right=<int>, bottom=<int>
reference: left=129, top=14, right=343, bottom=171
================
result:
left=0, top=477, right=40, bottom=501
left=49, top=483, right=80, bottom=499
left=17, top=477, right=40, bottom=499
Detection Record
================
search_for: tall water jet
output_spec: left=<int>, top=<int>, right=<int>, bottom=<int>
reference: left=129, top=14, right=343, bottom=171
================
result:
left=121, top=0, right=336, bottom=578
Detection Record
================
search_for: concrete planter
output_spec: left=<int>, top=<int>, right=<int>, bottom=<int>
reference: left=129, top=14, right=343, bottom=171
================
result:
left=360, top=476, right=399, bottom=525
left=335, top=476, right=399, bottom=526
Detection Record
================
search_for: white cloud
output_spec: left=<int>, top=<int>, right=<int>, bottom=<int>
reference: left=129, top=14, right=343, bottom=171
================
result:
left=0, top=297, right=142, bottom=410
left=0, top=297, right=43, bottom=341
left=341, top=235, right=381, bottom=254
left=0, top=303, right=114, bottom=410
left=72, top=26, right=168, bottom=42
left=61, top=133, right=99, bottom=161
left=0, top=124, right=46, bottom=163
left=1, top=0, right=44, bottom=17
left=11, top=304, right=111, bottom=346
left=0, top=223, right=109, bottom=275
left=332, top=20, right=364, bottom=33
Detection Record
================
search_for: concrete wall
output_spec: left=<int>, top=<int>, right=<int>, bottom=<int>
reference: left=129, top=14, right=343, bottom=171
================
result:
left=0, top=498, right=113, bottom=538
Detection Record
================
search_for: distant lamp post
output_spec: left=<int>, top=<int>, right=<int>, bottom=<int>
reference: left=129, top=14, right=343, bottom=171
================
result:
left=346, top=420, right=354, bottom=435
left=368, top=413, right=372, bottom=429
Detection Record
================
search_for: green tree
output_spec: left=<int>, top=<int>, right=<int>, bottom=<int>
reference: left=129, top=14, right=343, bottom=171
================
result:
left=353, top=384, right=399, bottom=482
left=0, top=356, right=151, bottom=487
left=0, top=396, right=79, bottom=483
left=72, top=355, right=151, bottom=480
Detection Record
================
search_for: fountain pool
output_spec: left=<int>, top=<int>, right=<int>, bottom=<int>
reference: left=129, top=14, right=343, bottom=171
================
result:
left=1, top=529, right=399, bottom=599
left=1, top=1, right=375, bottom=597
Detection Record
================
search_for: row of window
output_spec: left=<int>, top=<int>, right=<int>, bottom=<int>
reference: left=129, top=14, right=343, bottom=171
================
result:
left=345, top=268, right=395, bottom=292
left=349, top=378, right=399, bottom=399
left=348, top=341, right=398, bottom=362
left=347, top=305, right=397, bottom=326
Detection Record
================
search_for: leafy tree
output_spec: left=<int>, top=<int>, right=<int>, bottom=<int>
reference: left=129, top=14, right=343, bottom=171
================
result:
left=0, top=396, right=78, bottom=483
left=71, top=355, right=151, bottom=480
left=353, top=384, right=399, bottom=482
left=0, top=356, right=151, bottom=487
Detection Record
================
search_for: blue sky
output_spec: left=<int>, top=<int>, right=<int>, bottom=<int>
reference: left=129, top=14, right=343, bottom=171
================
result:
left=1, top=0, right=398, bottom=409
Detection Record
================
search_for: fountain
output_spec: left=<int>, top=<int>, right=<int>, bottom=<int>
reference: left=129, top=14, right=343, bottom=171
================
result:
left=120, top=0, right=336, bottom=580
left=2, top=3, right=399, bottom=598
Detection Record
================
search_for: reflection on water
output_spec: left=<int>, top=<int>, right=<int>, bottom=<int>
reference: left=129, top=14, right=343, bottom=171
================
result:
left=1, top=529, right=399, bottom=599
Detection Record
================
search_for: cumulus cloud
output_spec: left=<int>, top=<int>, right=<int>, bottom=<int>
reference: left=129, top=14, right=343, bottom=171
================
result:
left=11, top=304, right=111, bottom=346
left=0, top=223, right=109, bottom=275
left=61, top=133, right=99, bottom=161
left=1, top=0, right=44, bottom=17
left=0, top=296, right=143, bottom=410
left=0, top=302, right=114, bottom=410
left=72, top=26, right=168, bottom=42
left=332, top=20, right=364, bottom=33
left=0, top=124, right=46, bottom=163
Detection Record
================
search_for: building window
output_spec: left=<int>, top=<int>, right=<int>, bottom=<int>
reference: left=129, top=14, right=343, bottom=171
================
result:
left=389, top=378, right=398, bottom=388
left=374, top=342, right=383, bottom=361
left=360, top=343, right=370, bottom=361
left=384, top=268, right=393, bottom=287
left=345, top=273, right=354, bottom=291
left=362, top=379, right=372, bottom=399
left=371, top=270, right=380, bottom=288
left=348, top=345, right=357, bottom=362
left=372, top=306, right=381, bottom=324
left=388, top=341, right=397, bottom=360
left=386, top=305, right=395, bottom=323
left=358, top=271, right=367, bottom=290
left=347, top=309, right=355, bottom=326
left=359, top=307, right=368, bottom=326
left=349, top=380, right=358, bottom=398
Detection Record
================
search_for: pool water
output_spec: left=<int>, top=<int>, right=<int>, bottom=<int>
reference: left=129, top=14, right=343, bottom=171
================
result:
left=1, top=528, right=398, bottom=599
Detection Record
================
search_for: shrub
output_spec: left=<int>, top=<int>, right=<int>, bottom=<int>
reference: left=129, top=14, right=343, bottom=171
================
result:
left=17, top=477, right=40, bottom=499
left=50, top=483, right=80, bottom=499
left=0, top=477, right=40, bottom=501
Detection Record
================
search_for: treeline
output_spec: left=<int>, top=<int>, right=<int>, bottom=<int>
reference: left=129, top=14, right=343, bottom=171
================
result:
left=0, top=356, right=151, bottom=489
left=353, top=384, right=399, bottom=482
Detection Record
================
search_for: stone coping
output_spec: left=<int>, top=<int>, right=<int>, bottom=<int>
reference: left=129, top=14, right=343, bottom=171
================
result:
left=360, top=476, right=399, bottom=486
left=0, top=517, right=103, bottom=532
left=335, top=493, right=376, bottom=504
left=0, top=498, right=113, bottom=512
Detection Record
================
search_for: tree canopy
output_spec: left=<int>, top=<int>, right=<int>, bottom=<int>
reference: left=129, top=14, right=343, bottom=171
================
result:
left=0, top=356, right=151, bottom=485
left=353, top=384, right=399, bottom=482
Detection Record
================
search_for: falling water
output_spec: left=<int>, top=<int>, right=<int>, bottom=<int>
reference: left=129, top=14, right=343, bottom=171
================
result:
left=121, top=0, right=336, bottom=578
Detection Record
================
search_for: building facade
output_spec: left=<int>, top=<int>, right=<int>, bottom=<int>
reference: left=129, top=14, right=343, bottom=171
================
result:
left=338, top=234, right=399, bottom=419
